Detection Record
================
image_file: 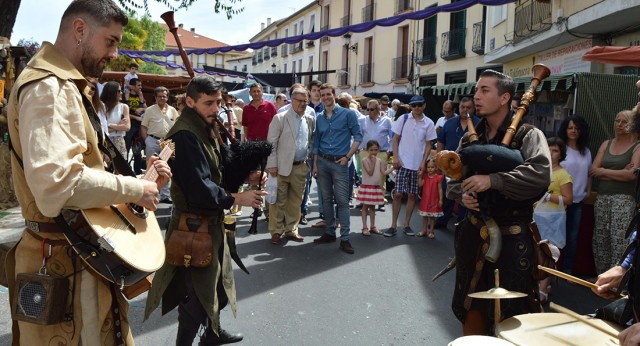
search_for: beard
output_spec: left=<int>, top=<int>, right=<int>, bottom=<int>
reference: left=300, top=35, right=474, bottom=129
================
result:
left=80, top=43, right=105, bottom=78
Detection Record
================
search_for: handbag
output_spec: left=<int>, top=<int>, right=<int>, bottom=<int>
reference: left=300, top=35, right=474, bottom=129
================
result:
left=165, top=213, right=213, bottom=268
left=533, top=194, right=567, bottom=248
left=529, top=222, right=558, bottom=281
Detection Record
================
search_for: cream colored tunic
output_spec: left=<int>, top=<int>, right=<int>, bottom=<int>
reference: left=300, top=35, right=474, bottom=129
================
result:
left=7, top=42, right=144, bottom=345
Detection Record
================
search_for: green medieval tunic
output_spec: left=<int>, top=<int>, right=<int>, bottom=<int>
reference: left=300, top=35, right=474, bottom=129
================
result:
left=144, top=106, right=237, bottom=332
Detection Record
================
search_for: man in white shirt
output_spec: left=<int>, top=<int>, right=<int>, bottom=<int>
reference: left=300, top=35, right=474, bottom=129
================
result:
left=385, top=95, right=437, bottom=237
left=141, top=86, right=179, bottom=203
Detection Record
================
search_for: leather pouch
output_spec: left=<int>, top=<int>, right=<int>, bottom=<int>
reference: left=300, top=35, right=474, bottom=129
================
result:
left=166, top=213, right=213, bottom=268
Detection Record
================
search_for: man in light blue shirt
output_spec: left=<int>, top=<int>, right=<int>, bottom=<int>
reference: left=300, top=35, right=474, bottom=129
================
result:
left=312, top=83, right=362, bottom=254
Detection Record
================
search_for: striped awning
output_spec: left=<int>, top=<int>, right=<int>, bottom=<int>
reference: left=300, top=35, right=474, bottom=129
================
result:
left=418, top=72, right=577, bottom=96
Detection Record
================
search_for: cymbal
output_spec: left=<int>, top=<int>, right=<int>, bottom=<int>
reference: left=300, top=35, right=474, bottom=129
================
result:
left=468, top=287, right=528, bottom=299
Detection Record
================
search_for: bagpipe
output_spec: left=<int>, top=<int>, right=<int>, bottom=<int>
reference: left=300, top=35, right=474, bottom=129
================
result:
left=162, top=11, right=272, bottom=274
left=435, top=64, right=551, bottom=264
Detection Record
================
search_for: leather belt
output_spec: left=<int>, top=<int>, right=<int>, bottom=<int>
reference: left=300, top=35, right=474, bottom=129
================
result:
left=318, top=153, right=344, bottom=162
left=149, top=134, right=164, bottom=140
left=25, top=229, right=68, bottom=246
left=25, top=220, right=65, bottom=233
left=292, top=160, right=307, bottom=166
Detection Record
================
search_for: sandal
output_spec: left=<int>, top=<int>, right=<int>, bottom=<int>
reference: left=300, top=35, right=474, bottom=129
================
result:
left=362, top=227, right=370, bottom=236
left=428, top=232, right=435, bottom=239
left=417, top=231, right=427, bottom=237
left=370, top=226, right=382, bottom=235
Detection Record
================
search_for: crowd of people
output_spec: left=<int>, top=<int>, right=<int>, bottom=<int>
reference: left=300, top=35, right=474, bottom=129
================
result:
left=6, top=1, right=640, bottom=345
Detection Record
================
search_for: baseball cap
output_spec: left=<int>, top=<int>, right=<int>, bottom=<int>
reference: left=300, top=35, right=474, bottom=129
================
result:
left=408, top=95, right=425, bottom=105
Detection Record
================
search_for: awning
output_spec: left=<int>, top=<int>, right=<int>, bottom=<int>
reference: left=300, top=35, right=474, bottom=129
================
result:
left=582, top=46, right=640, bottom=66
left=418, top=72, right=576, bottom=97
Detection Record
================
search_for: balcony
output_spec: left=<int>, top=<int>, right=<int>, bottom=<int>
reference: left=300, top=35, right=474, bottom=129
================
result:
left=306, top=40, right=315, bottom=48
left=395, top=0, right=412, bottom=15
left=392, top=55, right=409, bottom=80
left=362, top=4, right=374, bottom=23
left=359, top=63, right=373, bottom=84
left=257, top=50, right=263, bottom=63
left=339, top=71, right=349, bottom=87
left=514, top=0, right=552, bottom=44
left=320, top=25, right=330, bottom=43
left=472, top=21, right=485, bottom=55
left=281, top=44, right=288, bottom=57
left=264, top=49, right=270, bottom=60
left=271, top=47, right=277, bottom=57
left=416, top=37, right=437, bottom=64
left=441, top=28, right=466, bottom=60
left=252, top=55, right=257, bottom=66
left=340, top=15, right=351, bottom=28
left=290, top=42, right=303, bottom=54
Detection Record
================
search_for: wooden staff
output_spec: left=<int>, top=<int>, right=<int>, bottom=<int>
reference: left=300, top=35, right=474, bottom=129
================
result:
left=160, top=11, right=236, bottom=143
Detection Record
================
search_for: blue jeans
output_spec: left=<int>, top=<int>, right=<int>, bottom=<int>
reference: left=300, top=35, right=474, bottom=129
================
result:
left=562, top=202, right=584, bottom=274
left=317, top=157, right=351, bottom=241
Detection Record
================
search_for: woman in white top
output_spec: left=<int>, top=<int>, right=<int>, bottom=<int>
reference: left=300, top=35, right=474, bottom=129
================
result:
left=559, top=115, right=592, bottom=275
left=99, top=81, right=130, bottom=157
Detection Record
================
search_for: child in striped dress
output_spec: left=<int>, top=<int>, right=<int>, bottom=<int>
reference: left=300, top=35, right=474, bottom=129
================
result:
left=357, top=140, right=394, bottom=235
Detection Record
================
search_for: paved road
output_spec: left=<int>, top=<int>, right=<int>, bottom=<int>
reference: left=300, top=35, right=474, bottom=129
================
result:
left=0, top=191, right=611, bottom=345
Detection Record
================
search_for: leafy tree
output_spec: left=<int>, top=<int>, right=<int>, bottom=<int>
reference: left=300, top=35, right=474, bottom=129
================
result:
left=107, top=13, right=167, bottom=75
left=16, top=39, right=40, bottom=56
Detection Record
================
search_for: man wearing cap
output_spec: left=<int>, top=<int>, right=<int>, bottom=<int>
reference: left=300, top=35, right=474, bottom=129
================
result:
left=386, top=95, right=437, bottom=237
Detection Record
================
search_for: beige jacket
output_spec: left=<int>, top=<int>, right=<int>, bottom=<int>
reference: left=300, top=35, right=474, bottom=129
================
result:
left=266, top=107, right=315, bottom=176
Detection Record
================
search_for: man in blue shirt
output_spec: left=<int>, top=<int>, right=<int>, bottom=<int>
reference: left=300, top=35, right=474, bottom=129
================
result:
left=435, top=97, right=480, bottom=228
left=312, top=83, right=362, bottom=254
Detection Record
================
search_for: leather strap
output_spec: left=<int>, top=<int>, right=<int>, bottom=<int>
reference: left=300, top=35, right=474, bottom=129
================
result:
left=109, top=284, right=125, bottom=346
left=25, top=220, right=65, bottom=233
left=25, top=229, right=68, bottom=246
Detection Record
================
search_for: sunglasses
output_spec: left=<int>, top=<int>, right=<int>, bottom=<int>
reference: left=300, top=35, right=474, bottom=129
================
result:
left=368, top=108, right=379, bottom=111
left=410, top=103, right=424, bottom=108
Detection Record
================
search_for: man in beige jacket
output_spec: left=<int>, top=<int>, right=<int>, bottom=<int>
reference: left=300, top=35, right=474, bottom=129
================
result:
left=266, top=87, right=315, bottom=244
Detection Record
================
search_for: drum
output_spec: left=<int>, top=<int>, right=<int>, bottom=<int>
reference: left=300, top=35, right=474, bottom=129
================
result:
left=495, top=313, right=621, bottom=345
left=448, top=335, right=515, bottom=346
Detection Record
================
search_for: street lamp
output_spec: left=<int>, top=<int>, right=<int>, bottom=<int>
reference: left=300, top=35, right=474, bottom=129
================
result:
left=271, top=63, right=276, bottom=73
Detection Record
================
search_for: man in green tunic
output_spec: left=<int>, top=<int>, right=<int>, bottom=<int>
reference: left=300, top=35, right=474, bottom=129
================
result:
left=144, top=76, right=265, bottom=345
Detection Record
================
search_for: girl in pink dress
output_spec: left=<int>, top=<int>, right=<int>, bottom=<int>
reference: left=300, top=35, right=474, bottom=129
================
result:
left=357, top=140, right=394, bottom=235
left=418, top=159, right=443, bottom=238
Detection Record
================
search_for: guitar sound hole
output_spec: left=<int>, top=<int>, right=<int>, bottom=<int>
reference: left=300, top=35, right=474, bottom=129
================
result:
left=127, top=204, right=148, bottom=219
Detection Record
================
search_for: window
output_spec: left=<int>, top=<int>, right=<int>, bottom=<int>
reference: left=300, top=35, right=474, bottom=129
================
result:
left=309, top=14, right=315, bottom=32
left=167, top=54, right=175, bottom=64
left=491, top=4, right=507, bottom=27
left=198, top=54, right=206, bottom=69
left=284, top=63, right=288, bottom=73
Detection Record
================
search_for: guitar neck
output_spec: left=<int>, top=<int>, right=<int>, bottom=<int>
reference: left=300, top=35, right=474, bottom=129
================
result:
left=141, top=143, right=173, bottom=182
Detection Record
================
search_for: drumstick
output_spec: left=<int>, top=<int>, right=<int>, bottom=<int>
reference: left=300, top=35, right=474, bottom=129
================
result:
left=550, top=302, right=619, bottom=339
left=537, top=265, right=598, bottom=289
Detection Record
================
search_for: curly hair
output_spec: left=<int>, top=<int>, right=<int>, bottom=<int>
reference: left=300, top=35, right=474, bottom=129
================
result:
left=558, top=115, right=590, bottom=155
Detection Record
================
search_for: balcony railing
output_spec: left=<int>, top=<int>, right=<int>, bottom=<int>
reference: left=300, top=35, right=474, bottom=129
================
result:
left=257, top=50, right=263, bottom=63
left=395, top=0, right=412, bottom=15
left=340, top=15, right=351, bottom=28
left=441, top=28, right=466, bottom=60
left=514, top=0, right=552, bottom=44
left=320, top=25, right=330, bottom=43
left=416, top=37, right=437, bottom=64
left=264, top=49, right=270, bottom=60
left=306, top=40, right=315, bottom=48
left=271, top=47, right=277, bottom=57
left=281, top=44, right=288, bottom=57
left=290, top=42, right=303, bottom=54
left=360, top=63, right=373, bottom=84
left=392, top=55, right=409, bottom=80
left=362, top=4, right=375, bottom=23
left=472, top=21, right=485, bottom=55
left=339, top=71, right=349, bottom=86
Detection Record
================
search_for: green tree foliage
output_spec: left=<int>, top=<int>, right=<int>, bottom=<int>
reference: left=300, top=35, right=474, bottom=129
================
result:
left=107, top=13, right=166, bottom=75
left=117, top=0, right=244, bottom=20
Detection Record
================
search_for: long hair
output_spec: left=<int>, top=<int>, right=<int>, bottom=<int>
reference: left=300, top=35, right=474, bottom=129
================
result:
left=100, top=81, right=121, bottom=113
left=558, top=115, right=590, bottom=155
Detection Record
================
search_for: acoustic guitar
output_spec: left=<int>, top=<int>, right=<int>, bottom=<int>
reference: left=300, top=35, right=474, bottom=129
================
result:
left=60, top=141, right=174, bottom=287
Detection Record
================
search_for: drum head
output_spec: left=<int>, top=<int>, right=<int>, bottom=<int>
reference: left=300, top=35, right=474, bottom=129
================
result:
left=448, top=335, right=515, bottom=346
